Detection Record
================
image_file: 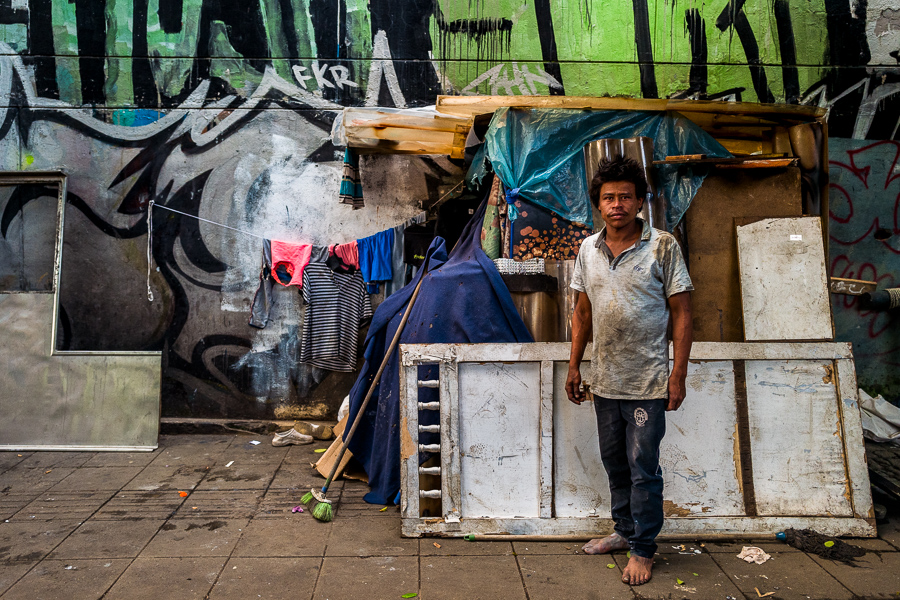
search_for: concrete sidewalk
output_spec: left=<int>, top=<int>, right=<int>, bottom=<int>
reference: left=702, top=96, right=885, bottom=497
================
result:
left=1, top=434, right=899, bottom=600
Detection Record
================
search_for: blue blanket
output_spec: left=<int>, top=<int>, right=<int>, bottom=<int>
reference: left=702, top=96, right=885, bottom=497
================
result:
left=345, top=197, right=534, bottom=504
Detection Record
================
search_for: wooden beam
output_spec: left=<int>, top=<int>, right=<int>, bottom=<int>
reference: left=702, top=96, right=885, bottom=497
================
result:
left=435, top=95, right=824, bottom=121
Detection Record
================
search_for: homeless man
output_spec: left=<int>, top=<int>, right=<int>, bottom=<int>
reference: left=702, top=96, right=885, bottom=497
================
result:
left=565, top=156, right=693, bottom=586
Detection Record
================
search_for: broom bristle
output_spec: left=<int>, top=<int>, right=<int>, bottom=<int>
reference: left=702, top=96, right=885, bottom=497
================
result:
left=312, top=501, right=333, bottom=522
left=300, top=491, right=314, bottom=505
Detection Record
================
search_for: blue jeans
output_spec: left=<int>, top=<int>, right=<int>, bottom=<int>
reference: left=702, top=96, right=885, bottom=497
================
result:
left=593, top=395, right=666, bottom=559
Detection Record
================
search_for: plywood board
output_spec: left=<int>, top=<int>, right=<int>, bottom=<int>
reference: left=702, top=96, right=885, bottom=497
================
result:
left=684, top=168, right=802, bottom=342
left=736, top=217, right=833, bottom=341
left=660, top=360, right=745, bottom=517
left=552, top=361, right=611, bottom=518
left=745, top=359, right=852, bottom=516
left=457, top=362, right=541, bottom=518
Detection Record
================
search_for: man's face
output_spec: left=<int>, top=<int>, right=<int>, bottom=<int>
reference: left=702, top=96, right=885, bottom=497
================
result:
left=598, top=181, right=642, bottom=230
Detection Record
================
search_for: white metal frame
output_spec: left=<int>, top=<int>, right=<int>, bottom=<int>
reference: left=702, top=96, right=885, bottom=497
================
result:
left=399, top=342, right=874, bottom=538
left=0, top=172, right=161, bottom=451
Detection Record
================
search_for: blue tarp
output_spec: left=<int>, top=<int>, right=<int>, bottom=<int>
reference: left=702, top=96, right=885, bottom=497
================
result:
left=471, top=108, right=732, bottom=230
left=345, top=198, right=533, bottom=505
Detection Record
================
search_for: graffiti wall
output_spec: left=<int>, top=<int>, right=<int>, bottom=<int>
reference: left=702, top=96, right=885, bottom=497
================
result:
left=829, top=139, right=900, bottom=402
left=0, top=1, right=897, bottom=417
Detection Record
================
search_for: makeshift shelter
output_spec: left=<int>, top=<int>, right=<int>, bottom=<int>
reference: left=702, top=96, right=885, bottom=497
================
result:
left=333, top=97, right=873, bottom=539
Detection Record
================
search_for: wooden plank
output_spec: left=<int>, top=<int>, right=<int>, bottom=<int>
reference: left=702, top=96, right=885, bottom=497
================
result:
left=435, top=96, right=825, bottom=121
left=351, top=139, right=457, bottom=155
left=343, top=107, right=470, bottom=131
left=684, top=167, right=803, bottom=342
left=835, top=358, right=875, bottom=520
left=399, top=363, right=420, bottom=521
left=551, top=362, right=611, bottom=518
left=539, top=361, right=554, bottom=519
left=661, top=360, right=745, bottom=517
left=736, top=217, right=834, bottom=341
left=656, top=157, right=797, bottom=168
left=400, top=341, right=854, bottom=365
left=347, top=127, right=458, bottom=144
left=402, top=516, right=874, bottom=538
left=440, top=361, right=462, bottom=521
left=716, top=159, right=796, bottom=169
left=457, top=362, right=542, bottom=518
left=830, top=277, right=877, bottom=296
left=745, top=359, right=852, bottom=517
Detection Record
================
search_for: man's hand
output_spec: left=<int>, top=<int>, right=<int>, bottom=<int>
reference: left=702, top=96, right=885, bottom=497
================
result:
left=566, top=367, right=585, bottom=405
left=666, top=370, right=686, bottom=411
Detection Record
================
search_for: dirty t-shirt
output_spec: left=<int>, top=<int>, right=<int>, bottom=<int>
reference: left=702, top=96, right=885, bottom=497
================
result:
left=571, top=219, right=693, bottom=399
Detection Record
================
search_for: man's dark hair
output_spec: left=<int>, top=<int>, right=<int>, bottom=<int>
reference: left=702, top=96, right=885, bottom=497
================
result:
left=588, top=156, right=649, bottom=208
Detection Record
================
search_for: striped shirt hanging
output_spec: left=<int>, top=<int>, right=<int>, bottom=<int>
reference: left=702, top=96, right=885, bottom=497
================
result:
left=300, top=262, right=372, bottom=372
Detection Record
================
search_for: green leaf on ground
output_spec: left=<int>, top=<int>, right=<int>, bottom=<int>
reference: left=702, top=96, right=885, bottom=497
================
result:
left=692, top=573, right=699, bottom=577
left=607, top=563, right=615, bottom=568
left=824, top=541, right=835, bottom=548
left=401, top=594, right=418, bottom=599
left=676, top=578, right=684, bottom=585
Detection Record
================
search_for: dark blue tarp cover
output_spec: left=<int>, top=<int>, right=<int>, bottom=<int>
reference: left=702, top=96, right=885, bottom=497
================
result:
left=470, top=108, right=732, bottom=230
left=345, top=199, right=533, bottom=505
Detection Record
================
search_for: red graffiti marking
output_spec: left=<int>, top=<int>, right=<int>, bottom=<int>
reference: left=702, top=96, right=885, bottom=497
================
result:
left=828, top=140, right=900, bottom=254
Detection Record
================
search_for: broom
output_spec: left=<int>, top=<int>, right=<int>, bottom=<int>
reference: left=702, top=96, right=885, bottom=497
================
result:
left=302, top=275, right=426, bottom=522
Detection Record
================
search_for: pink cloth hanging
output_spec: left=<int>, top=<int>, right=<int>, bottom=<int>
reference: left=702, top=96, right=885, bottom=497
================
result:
left=271, top=241, right=313, bottom=286
left=332, top=241, right=360, bottom=268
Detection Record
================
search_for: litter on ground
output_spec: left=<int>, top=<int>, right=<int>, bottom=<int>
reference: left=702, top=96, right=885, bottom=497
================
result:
left=737, top=546, right=771, bottom=564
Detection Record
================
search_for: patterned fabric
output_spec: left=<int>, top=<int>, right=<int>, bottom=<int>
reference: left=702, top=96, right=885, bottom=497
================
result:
left=339, top=148, right=364, bottom=209
left=300, top=262, right=372, bottom=372
left=480, top=175, right=504, bottom=260
left=510, top=198, right=592, bottom=261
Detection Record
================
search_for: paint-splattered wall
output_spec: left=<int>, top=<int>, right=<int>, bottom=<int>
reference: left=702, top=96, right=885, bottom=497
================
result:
left=0, top=0, right=898, bottom=417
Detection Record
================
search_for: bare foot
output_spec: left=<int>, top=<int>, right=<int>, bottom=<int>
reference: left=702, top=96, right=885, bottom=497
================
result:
left=622, top=555, right=653, bottom=585
left=582, top=533, right=629, bottom=555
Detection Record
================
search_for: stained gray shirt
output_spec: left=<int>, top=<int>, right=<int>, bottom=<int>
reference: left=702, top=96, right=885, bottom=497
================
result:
left=571, top=219, right=693, bottom=399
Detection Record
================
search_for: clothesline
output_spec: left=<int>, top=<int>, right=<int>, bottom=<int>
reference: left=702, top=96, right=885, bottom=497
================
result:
left=145, top=199, right=430, bottom=302
left=150, top=201, right=268, bottom=239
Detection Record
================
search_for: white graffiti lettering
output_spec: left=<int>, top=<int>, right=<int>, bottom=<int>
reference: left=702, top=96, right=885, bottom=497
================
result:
left=291, top=65, right=314, bottom=90
left=460, top=63, right=562, bottom=96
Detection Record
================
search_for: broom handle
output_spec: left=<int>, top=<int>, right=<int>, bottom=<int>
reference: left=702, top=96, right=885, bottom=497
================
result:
left=321, top=275, right=426, bottom=493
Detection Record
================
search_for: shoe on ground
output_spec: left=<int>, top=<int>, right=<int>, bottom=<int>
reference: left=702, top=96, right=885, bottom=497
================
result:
left=272, top=428, right=313, bottom=446
left=293, top=421, right=334, bottom=440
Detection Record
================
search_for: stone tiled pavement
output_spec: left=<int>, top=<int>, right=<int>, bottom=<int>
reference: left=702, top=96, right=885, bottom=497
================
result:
left=1, top=434, right=900, bottom=599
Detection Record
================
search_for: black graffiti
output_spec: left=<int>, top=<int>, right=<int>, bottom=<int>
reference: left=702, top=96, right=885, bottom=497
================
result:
left=73, top=0, right=108, bottom=105
left=684, top=9, right=707, bottom=98
left=158, top=0, right=184, bottom=34
left=631, top=0, right=658, bottom=99
left=773, top=0, right=800, bottom=104
left=132, top=0, right=157, bottom=108
left=533, top=0, right=565, bottom=96
left=26, top=0, right=58, bottom=100
left=368, top=0, right=439, bottom=105
left=189, top=0, right=271, bottom=92
left=716, top=0, right=775, bottom=104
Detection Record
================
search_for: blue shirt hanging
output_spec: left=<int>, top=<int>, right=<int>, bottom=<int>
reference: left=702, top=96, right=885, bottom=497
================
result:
left=357, top=228, right=394, bottom=293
